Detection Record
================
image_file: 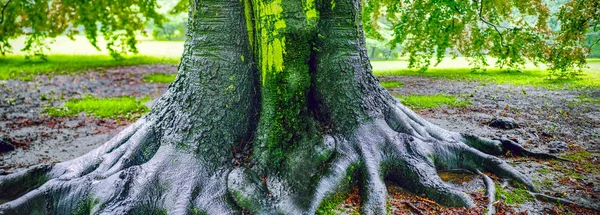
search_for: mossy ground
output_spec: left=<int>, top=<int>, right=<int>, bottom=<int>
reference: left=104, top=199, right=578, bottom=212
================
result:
left=396, top=94, right=470, bottom=109
left=494, top=184, right=534, bottom=205
left=44, top=95, right=150, bottom=119
left=0, top=54, right=179, bottom=81
left=143, top=73, right=177, bottom=83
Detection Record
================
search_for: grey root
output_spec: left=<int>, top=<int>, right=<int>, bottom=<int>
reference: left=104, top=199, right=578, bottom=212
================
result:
left=0, top=0, right=575, bottom=214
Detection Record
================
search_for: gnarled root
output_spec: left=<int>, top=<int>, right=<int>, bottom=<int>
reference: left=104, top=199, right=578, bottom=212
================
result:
left=227, top=100, right=579, bottom=214
left=227, top=120, right=536, bottom=214
left=0, top=117, right=233, bottom=215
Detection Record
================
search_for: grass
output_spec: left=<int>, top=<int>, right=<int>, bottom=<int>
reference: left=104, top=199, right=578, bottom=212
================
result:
left=587, top=58, right=600, bottom=63
left=380, top=81, right=403, bottom=88
left=45, top=95, right=150, bottom=119
left=374, top=68, right=600, bottom=90
left=143, top=73, right=177, bottom=83
left=0, top=54, right=180, bottom=81
left=396, top=94, right=470, bottom=109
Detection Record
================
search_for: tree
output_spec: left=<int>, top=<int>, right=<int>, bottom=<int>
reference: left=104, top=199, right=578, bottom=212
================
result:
left=0, top=0, right=164, bottom=58
left=0, top=0, right=595, bottom=214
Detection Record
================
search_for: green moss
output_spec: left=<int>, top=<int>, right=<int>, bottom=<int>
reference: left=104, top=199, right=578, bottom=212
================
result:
left=536, top=168, right=552, bottom=174
left=494, top=184, right=534, bottom=205
left=396, top=94, right=470, bottom=109
left=0, top=54, right=179, bottom=81
left=560, top=151, right=599, bottom=174
left=255, top=1, right=319, bottom=170
left=45, top=95, right=150, bottom=119
left=316, top=162, right=360, bottom=215
left=564, top=151, right=593, bottom=161
left=129, top=205, right=168, bottom=215
left=380, top=81, right=403, bottom=88
left=303, top=0, right=318, bottom=21
left=316, top=192, right=348, bottom=215
left=142, top=73, right=177, bottom=83
left=243, top=0, right=255, bottom=48
left=71, top=197, right=100, bottom=215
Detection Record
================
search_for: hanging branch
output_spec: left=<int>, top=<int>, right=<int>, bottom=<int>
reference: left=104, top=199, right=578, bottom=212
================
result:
left=476, top=0, right=505, bottom=46
left=0, top=0, right=12, bottom=25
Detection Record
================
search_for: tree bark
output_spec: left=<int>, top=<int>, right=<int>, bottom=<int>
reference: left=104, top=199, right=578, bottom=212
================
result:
left=0, top=0, right=558, bottom=214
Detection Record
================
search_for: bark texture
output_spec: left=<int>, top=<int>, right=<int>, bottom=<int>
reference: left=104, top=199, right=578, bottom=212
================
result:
left=0, top=0, right=563, bottom=214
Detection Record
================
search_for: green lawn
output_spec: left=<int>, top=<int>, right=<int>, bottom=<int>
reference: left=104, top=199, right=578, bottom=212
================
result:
left=44, top=96, right=150, bottom=119
left=397, top=94, right=470, bottom=109
left=143, top=73, right=178, bottom=83
left=0, top=55, right=179, bottom=81
left=375, top=67, right=600, bottom=90
left=380, top=81, right=403, bottom=88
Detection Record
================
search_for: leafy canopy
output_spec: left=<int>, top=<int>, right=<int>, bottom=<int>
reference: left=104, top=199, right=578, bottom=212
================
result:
left=1, top=0, right=598, bottom=76
left=363, top=0, right=600, bottom=77
left=0, top=0, right=165, bottom=59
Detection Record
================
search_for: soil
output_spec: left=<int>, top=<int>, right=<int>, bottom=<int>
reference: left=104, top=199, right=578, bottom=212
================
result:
left=1, top=66, right=598, bottom=214
left=0, top=65, right=175, bottom=171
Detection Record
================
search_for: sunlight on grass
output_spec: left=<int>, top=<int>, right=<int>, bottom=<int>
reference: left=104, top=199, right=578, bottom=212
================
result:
left=397, top=94, right=470, bottom=109
left=380, top=81, right=403, bottom=88
left=587, top=58, right=600, bottom=63
left=0, top=54, right=180, bottom=81
left=45, top=96, right=150, bottom=119
left=143, top=73, right=177, bottom=84
left=376, top=68, right=600, bottom=90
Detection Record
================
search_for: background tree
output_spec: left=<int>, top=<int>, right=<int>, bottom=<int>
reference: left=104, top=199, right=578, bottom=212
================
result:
left=364, top=0, right=599, bottom=77
left=0, top=0, right=164, bottom=58
left=0, top=0, right=596, bottom=214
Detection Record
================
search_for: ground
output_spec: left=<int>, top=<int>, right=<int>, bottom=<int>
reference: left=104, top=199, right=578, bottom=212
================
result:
left=0, top=56, right=598, bottom=213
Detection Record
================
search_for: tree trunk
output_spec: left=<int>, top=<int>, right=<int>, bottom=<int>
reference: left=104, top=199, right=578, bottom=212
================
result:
left=0, top=0, right=546, bottom=214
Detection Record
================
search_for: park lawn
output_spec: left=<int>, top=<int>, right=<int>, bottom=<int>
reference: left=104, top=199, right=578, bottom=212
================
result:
left=44, top=95, right=150, bottom=119
left=380, top=81, right=403, bottom=88
left=374, top=66, right=600, bottom=90
left=0, top=54, right=180, bottom=81
left=143, top=73, right=178, bottom=83
left=397, top=94, right=471, bottom=109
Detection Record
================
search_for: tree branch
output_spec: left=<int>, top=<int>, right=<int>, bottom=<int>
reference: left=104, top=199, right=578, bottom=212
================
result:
left=477, top=0, right=505, bottom=46
left=0, top=0, right=12, bottom=25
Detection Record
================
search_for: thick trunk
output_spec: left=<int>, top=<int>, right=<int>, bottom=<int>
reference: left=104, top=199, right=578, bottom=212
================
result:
left=0, top=0, right=568, bottom=214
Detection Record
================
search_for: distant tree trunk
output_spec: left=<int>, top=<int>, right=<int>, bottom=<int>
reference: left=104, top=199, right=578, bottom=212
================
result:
left=0, top=0, right=543, bottom=214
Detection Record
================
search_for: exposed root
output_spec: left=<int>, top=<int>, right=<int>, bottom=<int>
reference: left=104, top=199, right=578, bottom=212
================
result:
left=497, top=138, right=570, bottom=161
left=530, top=192, right=600, bottom=212
left=477, top=170, right=496, bottom=215
left=0, top=117, right=233, bottom=215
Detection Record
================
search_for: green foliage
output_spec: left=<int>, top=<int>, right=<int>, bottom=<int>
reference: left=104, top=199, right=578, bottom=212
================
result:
left=0, top=0, right=166, bottom=59
left=379, top=81, right=403, bottom=88
left=151, top=21, right=186, bottom=41
left=45, top=95, right=150, bottom=119
left=363, top=0, right=599, bottom=76
left=0, top=54, right=179, bottom=80
left=494, top=184, right=534, bottom=205
left=375, top=67, right=600, bottom=90
left=397, top=94, right=470, bottom=109
left=143, top=73, right=177, bottom=83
